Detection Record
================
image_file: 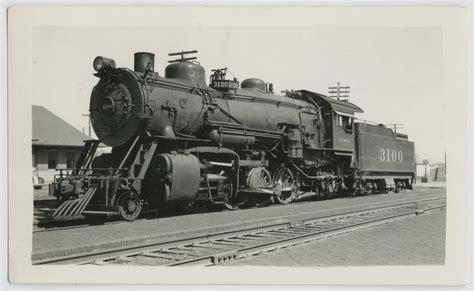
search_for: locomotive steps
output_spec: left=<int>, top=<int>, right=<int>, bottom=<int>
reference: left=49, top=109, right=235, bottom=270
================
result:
left=32, top=190, right=445, bottom=264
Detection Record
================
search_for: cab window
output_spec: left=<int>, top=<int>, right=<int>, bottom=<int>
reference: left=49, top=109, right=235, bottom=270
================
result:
left=346, top=116, right=353, bottom=130
left=334, top=113, right=353, bottom=131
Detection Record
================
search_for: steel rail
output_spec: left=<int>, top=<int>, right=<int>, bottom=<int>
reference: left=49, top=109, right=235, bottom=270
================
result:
left=33, top=222, right=290, bottom=265
left=219, top=204, right=446, bottom=265
left=166, top=203, right=446, bottom=266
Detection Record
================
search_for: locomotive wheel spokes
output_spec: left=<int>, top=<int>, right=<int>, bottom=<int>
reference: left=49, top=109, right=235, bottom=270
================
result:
left=223, top=187, right=248, bottom=210
left=117, top=191, right=142, bottom=221
left=273, top=167, right=296, bottom=205
left=247, top=167, right=273, bottom=207
left=216, top=170, right=245, bottom=210
left=247, top=167, right=272, bottom=188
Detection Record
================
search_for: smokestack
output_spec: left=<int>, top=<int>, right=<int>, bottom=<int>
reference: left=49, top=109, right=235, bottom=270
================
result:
left=134, top=52, right=155, bottom=73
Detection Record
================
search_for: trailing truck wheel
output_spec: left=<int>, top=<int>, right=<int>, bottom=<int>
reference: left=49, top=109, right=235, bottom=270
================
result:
left=117, top=191, right=142, bottom=221
left=273, top=167, right=296, bottom=205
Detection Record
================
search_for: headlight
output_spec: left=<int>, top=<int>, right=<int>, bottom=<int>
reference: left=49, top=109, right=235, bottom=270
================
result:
left=93, top=56, right=116, bottom=72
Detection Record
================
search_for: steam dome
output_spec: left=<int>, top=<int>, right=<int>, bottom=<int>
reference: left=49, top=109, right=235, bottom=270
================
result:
left=165, top=62, right=207, bottom=87
left=241, top=78, right=266, bottom=91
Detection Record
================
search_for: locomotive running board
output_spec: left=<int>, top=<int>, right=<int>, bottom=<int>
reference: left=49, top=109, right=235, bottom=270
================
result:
left=51, top=186, right=98, bottom=220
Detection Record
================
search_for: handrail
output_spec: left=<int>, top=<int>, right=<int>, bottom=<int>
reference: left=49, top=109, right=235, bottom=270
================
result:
left=115, top=135, right=141, bottom=175
left=54, top=168, right=129, bottom=181
left=354, top=118, right=379, bottom=126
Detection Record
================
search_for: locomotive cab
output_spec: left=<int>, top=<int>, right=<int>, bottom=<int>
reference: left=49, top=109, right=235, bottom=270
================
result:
left=332, top=110, right=356, bottom=151
left=296, top=90, right=363, bottom=152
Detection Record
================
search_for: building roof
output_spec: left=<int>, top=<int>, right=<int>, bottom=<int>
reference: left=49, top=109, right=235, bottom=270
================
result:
left=32, top=105, right=90, bottom=147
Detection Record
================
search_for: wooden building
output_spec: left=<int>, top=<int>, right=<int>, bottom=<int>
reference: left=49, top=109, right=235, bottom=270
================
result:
left=32, top=105, right=90, bottom=183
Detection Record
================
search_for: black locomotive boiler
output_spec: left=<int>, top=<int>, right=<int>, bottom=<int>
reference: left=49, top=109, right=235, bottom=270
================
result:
left=49, top=50, right=416, bottom=221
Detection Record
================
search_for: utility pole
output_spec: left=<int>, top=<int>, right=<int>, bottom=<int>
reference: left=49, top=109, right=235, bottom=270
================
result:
left=422, top=159, right=429, bottom=183
left=385, top=123, right=404, bottom=135
left=445, top=149, right=447, bottom=175
left=328, top=82, right=350, bottom=100
left=82, top=113, right=91, bottom=137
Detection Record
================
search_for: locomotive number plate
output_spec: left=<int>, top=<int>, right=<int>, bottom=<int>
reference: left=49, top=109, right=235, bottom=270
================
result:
left=211, top=80, right=240, bottom=90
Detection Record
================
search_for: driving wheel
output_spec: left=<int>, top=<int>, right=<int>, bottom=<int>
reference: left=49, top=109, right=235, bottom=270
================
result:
left=247, top=167, right=273, bottom=207
left=273, top=166, right=297, bottom=204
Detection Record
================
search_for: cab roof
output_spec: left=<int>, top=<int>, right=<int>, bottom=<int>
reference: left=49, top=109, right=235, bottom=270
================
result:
left=296, top=89, right=364, bottom=114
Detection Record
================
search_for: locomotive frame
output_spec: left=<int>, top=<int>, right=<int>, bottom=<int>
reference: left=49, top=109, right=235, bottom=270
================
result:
left=49, top=50, right=415, bottom=221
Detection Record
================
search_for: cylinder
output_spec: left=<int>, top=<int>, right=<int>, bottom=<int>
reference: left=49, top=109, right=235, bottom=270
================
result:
left=134, top=52, right=155, bottom=73
left=155, top=153, right=200, bottom=202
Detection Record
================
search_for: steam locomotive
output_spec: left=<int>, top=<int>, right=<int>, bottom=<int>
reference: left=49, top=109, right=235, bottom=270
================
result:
left=49, top=50, right=415, bottom=221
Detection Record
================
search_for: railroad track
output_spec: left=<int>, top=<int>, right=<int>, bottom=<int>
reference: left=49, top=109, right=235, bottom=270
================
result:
left=33, top=196, right=446, bottom=266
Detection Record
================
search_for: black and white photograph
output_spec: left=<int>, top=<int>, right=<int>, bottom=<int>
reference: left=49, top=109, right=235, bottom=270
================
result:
left=5, top=4, right=470, bottom=286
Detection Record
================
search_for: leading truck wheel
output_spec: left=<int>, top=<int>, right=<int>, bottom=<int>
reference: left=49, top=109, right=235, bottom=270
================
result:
left=117, top=191, right=142, bottom=221
left=218, top=170, right=246, bottom=210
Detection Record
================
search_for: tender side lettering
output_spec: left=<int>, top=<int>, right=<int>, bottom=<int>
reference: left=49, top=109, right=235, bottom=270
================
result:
left=379, top=148, right=403, bottom=163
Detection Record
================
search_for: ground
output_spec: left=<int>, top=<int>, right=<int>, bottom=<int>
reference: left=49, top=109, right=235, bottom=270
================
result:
left=224, top=209, right=446, bottom=266
left=32, top=185, right=446, bottom=266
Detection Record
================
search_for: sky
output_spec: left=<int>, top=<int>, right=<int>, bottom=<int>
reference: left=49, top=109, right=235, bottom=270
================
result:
left=32, top=25, right=446, bottom=163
